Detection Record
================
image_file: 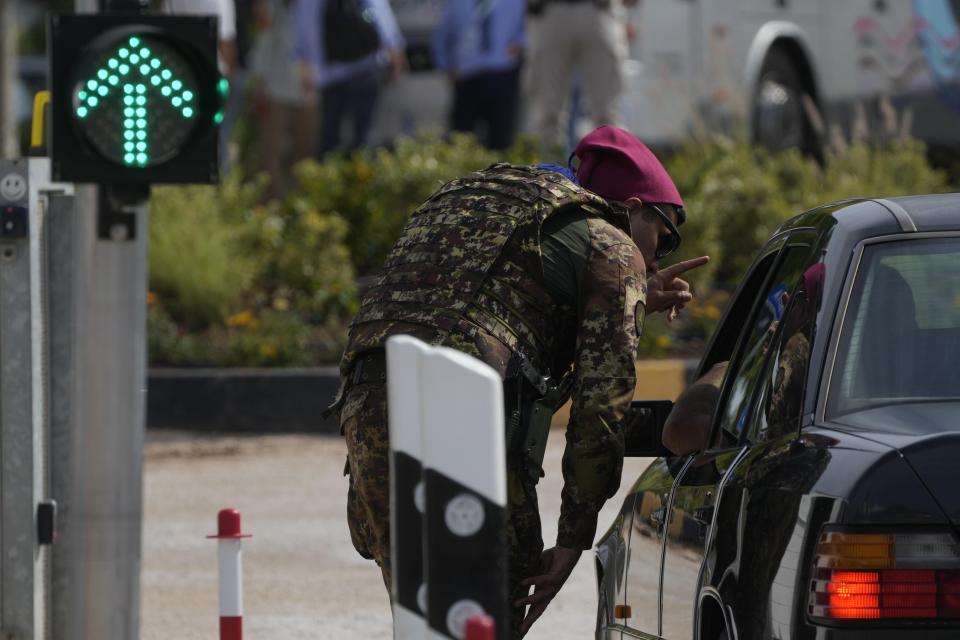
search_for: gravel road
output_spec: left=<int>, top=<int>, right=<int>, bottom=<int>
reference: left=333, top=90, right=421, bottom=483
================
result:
left=141, top=430, right=652, bottom=640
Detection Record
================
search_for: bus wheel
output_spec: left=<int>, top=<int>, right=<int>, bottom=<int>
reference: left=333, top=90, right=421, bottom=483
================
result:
left=752, top=47, right=810, bottom=153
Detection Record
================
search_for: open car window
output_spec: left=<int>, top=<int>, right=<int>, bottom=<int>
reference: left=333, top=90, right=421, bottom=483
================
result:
left=698, top=241, right=785, bottom=375
left=713, top=244, right=814, bottom=445
left=827, top=237, right=960, bottom=428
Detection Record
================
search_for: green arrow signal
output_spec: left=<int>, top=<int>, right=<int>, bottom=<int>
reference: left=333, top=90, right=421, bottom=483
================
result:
left=75, top=35, right=197, bottom=167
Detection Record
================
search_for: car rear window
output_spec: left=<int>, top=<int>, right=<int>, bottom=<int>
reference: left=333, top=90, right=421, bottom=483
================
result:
left=827, top=237, right=960, bottom=422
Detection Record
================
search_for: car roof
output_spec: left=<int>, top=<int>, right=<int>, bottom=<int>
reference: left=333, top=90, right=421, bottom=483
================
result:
left=777, top=193, right=960, bottom=238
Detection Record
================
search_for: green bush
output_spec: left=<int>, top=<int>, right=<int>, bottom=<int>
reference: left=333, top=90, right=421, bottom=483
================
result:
left=149, top=175, right=260, bottom=328
left=292, top=133, right=539, bottom=276
left=150, top=132, right=951, bottom=365
left=148, top=169, right=357, bottom=366
left=664, top=135, right=949, bottom=289
left=148, top=304, right=348, bottom=366
left=637, top=135, right=948, bottom=356
left=241, top=194, right=358, bottom=320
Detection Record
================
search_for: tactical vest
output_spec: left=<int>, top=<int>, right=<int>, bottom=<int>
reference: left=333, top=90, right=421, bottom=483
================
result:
left=343, top=163, right=631, bottom=376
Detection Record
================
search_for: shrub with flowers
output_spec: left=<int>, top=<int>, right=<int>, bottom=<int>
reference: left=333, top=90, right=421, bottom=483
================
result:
left=150, top=131, right=949, bottom=365
left=148, top=172, right=356, bottom=366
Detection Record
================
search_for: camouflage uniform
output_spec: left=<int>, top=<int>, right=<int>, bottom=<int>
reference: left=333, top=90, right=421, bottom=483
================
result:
left=766, top=332, right=810, bottom=432
left=337, top=164, right=647, bottom=623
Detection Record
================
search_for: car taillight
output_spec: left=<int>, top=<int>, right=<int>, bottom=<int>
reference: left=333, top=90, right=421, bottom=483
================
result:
left=809, top=530, right=960, bottom=621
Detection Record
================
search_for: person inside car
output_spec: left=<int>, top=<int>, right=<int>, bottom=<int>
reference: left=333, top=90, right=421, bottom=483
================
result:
left=661, top=263, right=824, bottom=456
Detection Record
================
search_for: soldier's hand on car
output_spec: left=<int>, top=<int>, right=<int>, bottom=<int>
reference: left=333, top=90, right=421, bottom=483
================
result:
left=646, top=256, right=710, bottom=320
left=515, top=545, right=582, bottom=636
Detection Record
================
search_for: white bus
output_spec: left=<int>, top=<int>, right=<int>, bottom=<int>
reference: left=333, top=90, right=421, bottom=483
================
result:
left=381, top=0, right=960, bottom=152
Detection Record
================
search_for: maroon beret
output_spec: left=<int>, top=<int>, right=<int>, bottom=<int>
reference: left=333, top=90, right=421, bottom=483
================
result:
left=573, top=125, right=684, bottom=214
left=802, top=263, right=825, bottom=309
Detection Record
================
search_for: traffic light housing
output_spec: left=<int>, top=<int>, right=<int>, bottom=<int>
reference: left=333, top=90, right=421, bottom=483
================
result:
left=49, top=14, right=223, bottom=184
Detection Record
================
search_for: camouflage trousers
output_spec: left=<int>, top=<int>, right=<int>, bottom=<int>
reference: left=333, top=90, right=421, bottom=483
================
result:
left=340, top=381, right=544, bottom=634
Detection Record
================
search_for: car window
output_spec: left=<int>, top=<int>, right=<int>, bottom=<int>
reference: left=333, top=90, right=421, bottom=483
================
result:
left=827, top=237, right=960, bottom=425
left=699, top=244, right=783, bottom=375
left=716, top=245, right=813, bottom=443
left=749, top=260, right=824, bottom=442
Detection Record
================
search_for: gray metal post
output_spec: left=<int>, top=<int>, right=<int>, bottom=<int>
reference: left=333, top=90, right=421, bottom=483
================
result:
left=0, top=0, right=17, bottom=158
left=49, top=182, right=148, bottom=640
left=0, top=157, right=146, bottom=640
left=0, top=157, right=74, bottom=640
left=44, top=4, right=150, bottom=638
left=0, top=158, right=46, bottom=640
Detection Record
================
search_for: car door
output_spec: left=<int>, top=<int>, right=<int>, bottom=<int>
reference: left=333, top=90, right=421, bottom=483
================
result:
left=619, top=235, right=783, bottom=639
left=620, top=457, right=676, bottom=637
left=719, top=256, right=830, bottom=640
left=659, top=236, right=818, bottom=639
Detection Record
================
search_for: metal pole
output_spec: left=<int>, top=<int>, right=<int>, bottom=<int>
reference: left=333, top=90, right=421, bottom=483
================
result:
left=50, top=186, right=148, bottom=640
left=0, top=157, right=74, bottom=640
left=47, top=1, right=150, bottom=636
left=0, top=158, right=43, bottom=638
left=0, top=0, right=18, bottom=158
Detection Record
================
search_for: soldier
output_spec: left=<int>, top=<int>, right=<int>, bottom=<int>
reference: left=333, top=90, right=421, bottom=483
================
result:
left=333, top=125, right=709, bottom=636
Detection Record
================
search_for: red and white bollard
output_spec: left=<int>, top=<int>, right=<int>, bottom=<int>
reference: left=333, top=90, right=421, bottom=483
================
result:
left=466, top=614, right=496, bottom=640
left=207, top=508, right=252, bottom=640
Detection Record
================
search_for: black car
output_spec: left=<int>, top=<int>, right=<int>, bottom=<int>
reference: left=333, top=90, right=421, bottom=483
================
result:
left=596, top=196, right=960, bottom=640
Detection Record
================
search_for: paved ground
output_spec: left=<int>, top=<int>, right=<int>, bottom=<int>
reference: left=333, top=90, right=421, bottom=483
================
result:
left=141, top=430, right=653, bottom=639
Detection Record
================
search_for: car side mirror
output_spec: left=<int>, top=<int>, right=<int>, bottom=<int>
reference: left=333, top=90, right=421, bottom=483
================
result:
left=623, top=400, right=674, bottom=457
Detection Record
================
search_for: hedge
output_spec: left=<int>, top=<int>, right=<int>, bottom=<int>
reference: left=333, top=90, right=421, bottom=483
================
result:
left=148, top=133, right=949, bottom=365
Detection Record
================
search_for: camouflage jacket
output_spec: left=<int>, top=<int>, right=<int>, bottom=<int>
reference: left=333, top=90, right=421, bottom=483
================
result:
left=342, top=163, right=648, bottom=549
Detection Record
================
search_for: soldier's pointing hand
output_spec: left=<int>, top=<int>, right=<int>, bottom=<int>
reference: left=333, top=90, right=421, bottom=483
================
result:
left=646, top=255, right=710, bottom=318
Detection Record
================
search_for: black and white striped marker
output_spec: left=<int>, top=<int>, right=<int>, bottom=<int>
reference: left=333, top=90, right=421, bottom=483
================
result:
left=387, top=336, right=509, bottom=640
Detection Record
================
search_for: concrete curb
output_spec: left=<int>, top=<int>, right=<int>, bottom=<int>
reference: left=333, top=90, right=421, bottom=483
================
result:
left=147, top=367, right=342, bottom=434
left=146, top=359, right=702, bottom=434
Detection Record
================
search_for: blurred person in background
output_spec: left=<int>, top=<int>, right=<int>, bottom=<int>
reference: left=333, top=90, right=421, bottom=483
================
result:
left=163, top=0, right=240, bottom=169
left=525, top=0, right=637, bottom=157
left=431, top=0, right=526, bottom=151
left=295, top=0, right=407, bottom=157
left=250, top=0, right=316, bottom=198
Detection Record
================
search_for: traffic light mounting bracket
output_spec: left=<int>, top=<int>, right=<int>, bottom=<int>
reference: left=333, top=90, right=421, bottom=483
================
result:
left=97, top=185, right=147, bottom=241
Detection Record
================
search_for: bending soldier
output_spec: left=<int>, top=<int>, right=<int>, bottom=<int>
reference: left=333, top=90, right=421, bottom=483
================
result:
left=334, top=125, right=709, bottom=637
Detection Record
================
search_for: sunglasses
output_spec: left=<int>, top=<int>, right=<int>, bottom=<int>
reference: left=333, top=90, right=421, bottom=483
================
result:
left=647, top=203, right=683, bottom=259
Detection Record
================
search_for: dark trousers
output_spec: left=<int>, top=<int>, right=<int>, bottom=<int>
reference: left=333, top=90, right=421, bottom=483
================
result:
left=319, top=70, right=380, bottom=156
left=451, top=66, right=521, bottom=151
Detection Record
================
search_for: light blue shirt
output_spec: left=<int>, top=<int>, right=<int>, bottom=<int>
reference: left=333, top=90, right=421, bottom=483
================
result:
left=431, top=0, right=525, bottom=78
left=295, top=0, right=405, bottom=89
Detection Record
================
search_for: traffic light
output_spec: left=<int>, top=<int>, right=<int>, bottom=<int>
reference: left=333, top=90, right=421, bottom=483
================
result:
left=49, top=14, right=223, bottom=184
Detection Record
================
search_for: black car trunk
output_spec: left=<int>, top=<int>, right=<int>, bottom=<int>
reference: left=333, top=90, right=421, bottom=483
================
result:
left=832, top=403, right=960, bottom=531
left=899, top=431, right=960, bottom=531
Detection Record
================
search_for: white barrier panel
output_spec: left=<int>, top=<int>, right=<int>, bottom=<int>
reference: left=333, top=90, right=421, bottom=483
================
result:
left=387, top=336, right=429, bottom=637
left=387, top=336, right=509, bottom=640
